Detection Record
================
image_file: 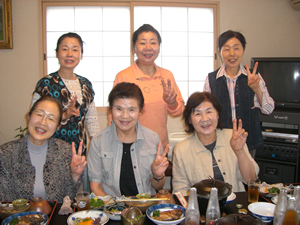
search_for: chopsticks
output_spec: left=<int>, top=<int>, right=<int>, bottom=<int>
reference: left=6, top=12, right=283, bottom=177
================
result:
left=116, top=198, right=170, bottom=202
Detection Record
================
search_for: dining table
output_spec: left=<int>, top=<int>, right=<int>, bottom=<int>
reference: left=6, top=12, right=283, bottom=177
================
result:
left=44, top=191, right=273, bottom=225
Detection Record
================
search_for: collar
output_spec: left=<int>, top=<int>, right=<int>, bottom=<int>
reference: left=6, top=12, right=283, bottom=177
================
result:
left=132, top=60, right=162, bottom=81
left=192, top=129, right=226, bottom=153
left=111, top=120, right=145, bottom=143
left=216, top=63, right=247, bottom=79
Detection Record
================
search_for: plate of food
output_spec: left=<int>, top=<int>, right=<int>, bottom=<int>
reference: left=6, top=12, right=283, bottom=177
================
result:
left=226, top=192, right=236, bottom=204
left=67, top=210, right=109, bottom=225
left=146, top=204, right=185, bottom=225
left=89, top=193, right=115, bottom=209
left=259, top=182, right=293, bottom=197
left=2, top=211, right=48, bottom=225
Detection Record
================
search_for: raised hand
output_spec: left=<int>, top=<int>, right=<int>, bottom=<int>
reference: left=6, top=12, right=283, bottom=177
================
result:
left=64, top=95, right=80, bottom=119
left=246, top=62, right=260, bottom=91
left=151, top=142, right=169, bottom=179
left=70, top=142, right=87, bottom=182
left=161, top=78, right=177, bottom=106
left=230, top=119, right=248, bottom=152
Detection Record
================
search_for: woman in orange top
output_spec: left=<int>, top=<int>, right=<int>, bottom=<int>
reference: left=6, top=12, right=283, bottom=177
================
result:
left=113, top=24, right=184, bottom=148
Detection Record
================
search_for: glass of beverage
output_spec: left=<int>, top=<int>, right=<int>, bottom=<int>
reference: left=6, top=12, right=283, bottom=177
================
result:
left=248, top=178, right=261, bottom=202
left=76, top=191, right=90, bottom=211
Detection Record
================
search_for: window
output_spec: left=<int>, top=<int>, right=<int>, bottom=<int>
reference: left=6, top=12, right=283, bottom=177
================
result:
left=43, top=1, right=219, bottom=107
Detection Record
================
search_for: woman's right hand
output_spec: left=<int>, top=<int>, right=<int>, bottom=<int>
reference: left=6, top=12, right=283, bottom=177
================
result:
left=161, top=78, right=177, bottom=106
left=63, top=95, right=80, bottom=120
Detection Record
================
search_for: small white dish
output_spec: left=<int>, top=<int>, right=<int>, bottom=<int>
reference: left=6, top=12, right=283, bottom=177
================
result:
left=106, top=205, right=126, bottom=221
left=271, top=194, right=292, bottom=204
left=226, top=192, right=236, bottom=204
left=248, top=202, right=275, bottom=223
left=67, top=210, right=109, bottom=225
left=146, top=204, right=185, bottom=225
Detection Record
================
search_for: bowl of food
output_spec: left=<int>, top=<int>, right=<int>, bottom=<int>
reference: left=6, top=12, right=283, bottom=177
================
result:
left=2, top=211, right=48, bottom=225
left=106, top=205, right=126, bottom=221
left=0, top=201, right=30, bottom=220
left=121, top=207, right=145, bottom=225
left=136, top=193, right=151, bottom=199
left=12, top=199, right=29, bottom=211
left=248, top=202, right=275, bottom=223
left=146, top=204, right=185, bottom=225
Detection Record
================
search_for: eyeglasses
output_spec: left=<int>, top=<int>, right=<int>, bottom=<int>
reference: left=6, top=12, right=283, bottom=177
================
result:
left=32, top=110, right=58, bottom=124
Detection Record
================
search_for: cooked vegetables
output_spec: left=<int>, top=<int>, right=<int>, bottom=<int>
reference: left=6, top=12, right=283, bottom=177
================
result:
left=267, top=187, right=280, bottom=194
left=153, top=210, right=160, bottom=217
left=90, top=197, right=104, bottom=208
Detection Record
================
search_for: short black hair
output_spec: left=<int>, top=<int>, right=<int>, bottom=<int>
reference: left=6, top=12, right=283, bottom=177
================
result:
left=218, top=30, right=246, bottom=51
left=55, top=32, right=84, bottom=54
left=108, top=82, right=144, bottom=112
left=183, top=92, right=223, bottom=133
left=132, top=24, right=162, bottom=52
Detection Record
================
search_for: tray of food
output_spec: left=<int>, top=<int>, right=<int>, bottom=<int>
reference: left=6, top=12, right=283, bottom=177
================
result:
left=259, top=182, right=294, bottom=197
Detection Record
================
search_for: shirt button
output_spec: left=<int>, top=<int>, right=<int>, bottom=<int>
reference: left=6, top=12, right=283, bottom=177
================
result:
left=223, top=172, right=226, bottom=175
left=236, top=104, right=239, bottom=107
left=131, top=149, right=134, bottom=151
left=134, top=166, right=136, bottom=169
left=218, top=159, right=221, bottom=162
left=104, top=154, right=107, bottom=157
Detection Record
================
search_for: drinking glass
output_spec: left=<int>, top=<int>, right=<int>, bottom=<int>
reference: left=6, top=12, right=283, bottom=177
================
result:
left=248, top=178, right=261, bottom=202
left=76, top=191, right=90, bottom=211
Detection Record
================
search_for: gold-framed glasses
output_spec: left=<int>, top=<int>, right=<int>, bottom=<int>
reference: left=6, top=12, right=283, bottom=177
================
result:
left=32, top=110, right=58, bottom=124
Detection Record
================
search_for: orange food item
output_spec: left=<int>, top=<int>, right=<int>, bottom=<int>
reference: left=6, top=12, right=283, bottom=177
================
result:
left=78, top=218, right=93, bottom=225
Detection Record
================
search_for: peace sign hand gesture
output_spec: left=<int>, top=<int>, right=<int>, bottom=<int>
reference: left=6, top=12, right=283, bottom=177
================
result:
left=64, top=95, right=80, bottom=120
left=230, top=119, right=248, bottom=153
left=246, top=62, right=260, bottom=91
left=161, top=78, right=177, bottom=106
left=151, top=142, right=169, bottom=179
left=70, top=142, right=87, bottom=182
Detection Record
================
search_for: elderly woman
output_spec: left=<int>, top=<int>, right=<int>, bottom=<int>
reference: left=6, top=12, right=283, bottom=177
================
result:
left=203, top=30, right=274, bottom=157
left=88, top=82, right=169, bottom=196
left=172, top=92, right=259, bottom=195
left=113, top=24, right=184, bottom=148
left=0, top=96, right=86, bottom=203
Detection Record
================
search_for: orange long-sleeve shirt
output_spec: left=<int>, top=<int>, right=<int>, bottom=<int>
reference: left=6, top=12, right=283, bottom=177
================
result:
left=113, top=61, right=184, bottom=147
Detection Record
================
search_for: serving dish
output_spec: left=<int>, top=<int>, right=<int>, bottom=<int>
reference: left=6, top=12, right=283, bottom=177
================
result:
left=259, top=182, right=293, bottom=197
left=271, top=194, right=292, bottom=204
left=67, top=210, right=109, bottom=225
left=248, top=202, right=275, bottom=223
left=2, top=211, right=48, bottom=225
left=121, top=207, right=145, bottom=225
left=146, top=204, right=185, bottom=225
left=90, top=193, right=115, bottom=209
left=0, top=202, right=30, bottom=220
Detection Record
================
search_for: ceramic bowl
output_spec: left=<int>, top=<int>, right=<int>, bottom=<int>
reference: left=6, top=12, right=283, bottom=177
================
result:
left=248, top=202, right=275, bottom=223
left=146, top=204, right=186, bottom=225
left=136, top=193, right=151, bottom=199
left=0, top=201, right=30, bottom=220
left=226, top=192, right=236, bottom=204
left=2, top=211, right=48, bottom=225
left=123, top=198, right=157, bottom=213
left=121, top=207, right=145, bottom=225
left=106, top=205, right=126, bottom=221
left=12, top=199, right=29, bottom=211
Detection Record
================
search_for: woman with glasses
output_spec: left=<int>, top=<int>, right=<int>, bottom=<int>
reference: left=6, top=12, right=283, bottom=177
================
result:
left=113, top=24, right=184, bottom=148
left=0, top=96, right=86, bottom=203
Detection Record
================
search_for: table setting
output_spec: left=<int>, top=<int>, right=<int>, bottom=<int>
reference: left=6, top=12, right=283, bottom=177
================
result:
left=1, top=182, right=299, bottom=225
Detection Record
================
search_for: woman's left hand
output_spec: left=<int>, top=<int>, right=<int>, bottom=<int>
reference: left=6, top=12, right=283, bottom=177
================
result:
left=246, top=62, right=260, bottom=91
left=152, top=142, right=169, bottom=178
left=161, top=78, right=177, bottom=105
left=230, top=119, right=248, bottom=152
left=70, top=142, right=87, bottom=182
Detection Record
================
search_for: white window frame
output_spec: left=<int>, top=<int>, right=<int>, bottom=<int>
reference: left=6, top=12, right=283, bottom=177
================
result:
left=40, top=0, right=220, bottom=111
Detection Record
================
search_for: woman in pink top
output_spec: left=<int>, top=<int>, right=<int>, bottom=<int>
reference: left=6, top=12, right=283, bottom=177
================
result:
left=113, top=24, right=184, bottom=148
